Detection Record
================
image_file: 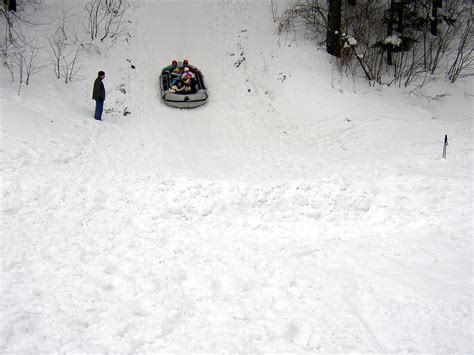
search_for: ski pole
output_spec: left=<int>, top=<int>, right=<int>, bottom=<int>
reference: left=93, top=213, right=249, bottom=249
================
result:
left=442, top=134, right=448, bottom=159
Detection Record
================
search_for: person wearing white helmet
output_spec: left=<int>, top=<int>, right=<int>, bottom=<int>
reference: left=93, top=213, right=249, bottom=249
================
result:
left=180, top=67, right=196, bottom=93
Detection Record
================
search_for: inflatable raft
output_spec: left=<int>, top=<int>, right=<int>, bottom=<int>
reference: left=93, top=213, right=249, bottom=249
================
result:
left=160, top=64, right=208, bottom=108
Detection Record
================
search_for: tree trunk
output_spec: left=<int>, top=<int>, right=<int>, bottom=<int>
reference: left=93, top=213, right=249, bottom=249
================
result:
left=396, top=0, right=403, bottom=34
left=326, top=0, right=342, bottom=58
left=4, top=0, right=17, bottom=12
left=387, top=0, right=395, bottom=65
left=348, top=0, right=355, bottom=5
left=431, top=0, right=438, bottom=36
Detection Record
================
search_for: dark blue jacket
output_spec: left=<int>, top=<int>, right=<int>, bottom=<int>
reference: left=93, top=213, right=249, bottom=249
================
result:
left=92, top=77, right=105, bottom=101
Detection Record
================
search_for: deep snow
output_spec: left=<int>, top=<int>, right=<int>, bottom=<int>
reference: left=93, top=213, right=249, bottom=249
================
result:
left=1, top=0, right=472, bottom=353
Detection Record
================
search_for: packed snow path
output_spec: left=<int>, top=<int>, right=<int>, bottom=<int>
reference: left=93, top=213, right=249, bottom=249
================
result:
left=1, top=0, right=472, bottom=352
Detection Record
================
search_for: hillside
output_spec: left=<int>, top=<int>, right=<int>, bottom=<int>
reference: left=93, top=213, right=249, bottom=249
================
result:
left=1, top=0, right=472, bottom=352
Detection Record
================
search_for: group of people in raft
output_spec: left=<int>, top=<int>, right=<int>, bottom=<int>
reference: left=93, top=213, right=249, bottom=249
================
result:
left=162, top=59, right=198, bottom=94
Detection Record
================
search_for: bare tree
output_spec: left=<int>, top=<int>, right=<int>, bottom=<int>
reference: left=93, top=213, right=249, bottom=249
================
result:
left=24, top=41, right=41, bottom=85
left=1, top=0, right=44, bottom=96
left=391, top=43, right=427, bottom=87
left=270, top=0, right=278, bottom=22
left=84, top=0, right=129, bottom=42
left=3, top=54, right=14, bottom=81
left=1, top=1, right=42, bottom=92
left=48, top=28, right=66, bottom=79
left=344, top=0, right=387, bottom=82
left=448, top=19, right=474, bottom=82
left=101, top=0, right=128, bottom=41
left=425, top=24, right=456, bottom=74
left=1, top=0, right=42, bottom=54
left=62, top=42, right=83, bottom=83
left=278, top=0, right=328, bottom=42
left=1, top=4, right=24, bottom=51
left=277, top=0, right=473, bottom=88
left=85, top=0, right=103, bottom=41
left=14, top=49, right=24, bottom=94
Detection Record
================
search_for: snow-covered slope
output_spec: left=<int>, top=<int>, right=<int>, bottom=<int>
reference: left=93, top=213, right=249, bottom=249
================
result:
left=1, top=0, right=472, bottom=352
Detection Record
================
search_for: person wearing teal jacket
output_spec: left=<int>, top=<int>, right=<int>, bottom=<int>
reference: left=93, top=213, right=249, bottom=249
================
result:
left=162, top=59, right=183, bottom=86
left=162, top=59, right=178, bottom=74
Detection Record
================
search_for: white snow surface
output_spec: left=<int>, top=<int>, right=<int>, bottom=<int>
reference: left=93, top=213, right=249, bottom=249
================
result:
left=1, top=0, right=473, bottom=353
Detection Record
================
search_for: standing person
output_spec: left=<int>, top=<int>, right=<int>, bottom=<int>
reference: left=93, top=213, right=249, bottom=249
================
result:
left=92, top=71, right=106, bottom=121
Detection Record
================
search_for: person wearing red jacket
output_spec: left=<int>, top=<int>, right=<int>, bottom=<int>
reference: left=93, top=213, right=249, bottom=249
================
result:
left=183, top=59, right=197, bottom=72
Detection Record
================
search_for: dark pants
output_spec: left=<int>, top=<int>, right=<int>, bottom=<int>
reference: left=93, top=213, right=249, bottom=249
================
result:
left=94, top=99, right=104, bottom=120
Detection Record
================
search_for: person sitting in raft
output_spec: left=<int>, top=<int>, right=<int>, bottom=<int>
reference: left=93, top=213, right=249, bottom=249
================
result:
left=179, top=67, right=195, bottom=93
left=171, top=62, right=188, bottom=85
left=162, top=59, right=182, bottom=86
left=180, top=67, right=196, bottom=82
left=182, top=59, right=197, bottom=72
left=170, top=81, right=186, bottom=94
left=162, top=59, right=178, bottom=74
left=182, top=79, right=192, bottom=93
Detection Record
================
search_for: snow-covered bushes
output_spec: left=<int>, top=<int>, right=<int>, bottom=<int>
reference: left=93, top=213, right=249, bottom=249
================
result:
left=84, top=0, right=130, bottom=42
left=277, top=0, right=473, bottom=87
left=1, top=0, right=132, bottom=93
